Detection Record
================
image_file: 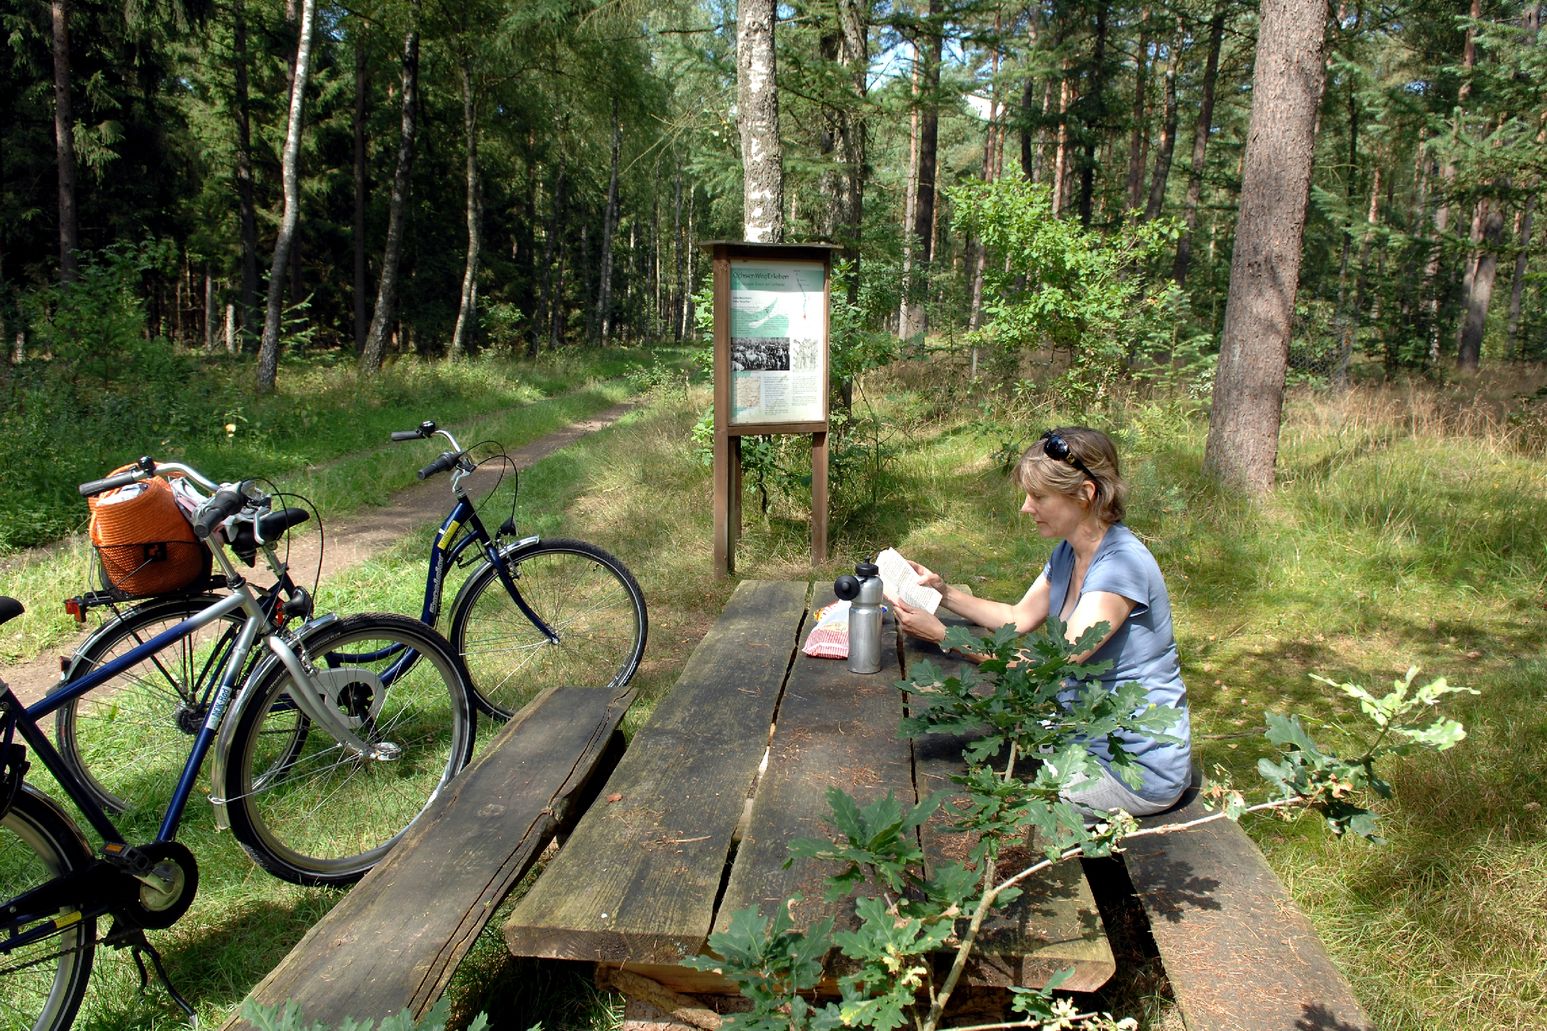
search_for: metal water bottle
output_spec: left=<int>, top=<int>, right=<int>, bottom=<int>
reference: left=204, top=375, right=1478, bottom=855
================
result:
left=834, top=561, right=883, bottom=674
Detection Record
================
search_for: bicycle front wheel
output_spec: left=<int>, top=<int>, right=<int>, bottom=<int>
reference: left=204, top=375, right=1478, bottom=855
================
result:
left=0, top=790, right=97, bottom=1031
left=55, top=594, right=241, bottom=817
left=218, top=614, right=476, bottom=886
left=449, top=538, right=647, bottom=720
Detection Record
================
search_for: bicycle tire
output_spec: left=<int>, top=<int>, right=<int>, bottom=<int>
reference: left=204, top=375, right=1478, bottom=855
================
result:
left=0, top=789, right=96, bottom=1031
left=449, top=537, right=647, bottom=720
left=218, top=613, right=477, bottom=887
left=55, top=594, right=243, bottom=818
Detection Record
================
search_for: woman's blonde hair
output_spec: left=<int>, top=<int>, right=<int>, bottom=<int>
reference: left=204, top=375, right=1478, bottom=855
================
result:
left=1014, top=426, right=1128, bottom=525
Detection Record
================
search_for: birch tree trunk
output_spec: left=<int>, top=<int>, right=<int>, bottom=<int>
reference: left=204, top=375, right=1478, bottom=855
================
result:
left=360, top=10, right=422, bottom=374
left=256, top=0, right=317, bottom=393
left=1203, top=0, right=1329, bottom=494
left=738, top=0, right=783, bottom=242
left=450, top=53, right=483, bottom=359
left=1174, top=2, right=1227, bottom=282
left=51, top=0, right=78, bottom=282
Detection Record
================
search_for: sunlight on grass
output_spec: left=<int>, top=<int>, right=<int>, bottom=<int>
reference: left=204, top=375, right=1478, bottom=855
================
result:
left=7, top=357, right=1544, bottom=1030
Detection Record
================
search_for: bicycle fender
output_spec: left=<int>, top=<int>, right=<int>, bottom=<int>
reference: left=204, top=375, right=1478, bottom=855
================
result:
left=9, top=784, right=93, bottom=858
left=208, top=612, right=341, bottom=830
left=445, top=535, right=543, bottom=619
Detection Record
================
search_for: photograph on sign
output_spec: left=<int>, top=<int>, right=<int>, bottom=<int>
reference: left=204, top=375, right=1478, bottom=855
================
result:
left=729, top=261, right=826, bottom=425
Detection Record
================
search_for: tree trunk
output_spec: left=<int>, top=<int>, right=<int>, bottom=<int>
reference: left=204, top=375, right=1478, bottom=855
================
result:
left=352, top=30, right=369, bottom=354
left=1052, top=68, right=1073, bottom=215
left=1421, top=0, right=1480, bottom=363
left=900, top=0, right=942, bottom=341
left=1506, top=196, right=1535, bottom=357
left=672, top=168, right=685, bottom=341
left=1203, top=0, right=1328, bottom=494
left=1126, top=6, right=1152, bottom=215
left=1076, top=1, right=1109, bottom=227
left=450, top=55, right=483, bottom=360
left=1174, top=2, right=1227, bottom=282
left=738, top=0, right=783, bottom=242
left=256, top=0, right=318, bottom=393
left=232, top=0, right=260, bottom=346
left=532, top=168, right=566, bottom=357
left=1456, top=196, right=1505, bottom=371
left=360, top=11, right=422, bottom=374
left=1019, top=13, right=1042, bottom=182
left=1340, top=161, right=1383, bottom=383
left=595, top=100, right=622, bottom=344
left=1144, top=15, right=1183, bottom=222
left=51, top=0, right=78, bottom=282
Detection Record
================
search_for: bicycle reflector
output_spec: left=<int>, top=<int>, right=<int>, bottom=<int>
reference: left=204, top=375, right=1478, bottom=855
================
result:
left=64, top=596, right=86, bottom=624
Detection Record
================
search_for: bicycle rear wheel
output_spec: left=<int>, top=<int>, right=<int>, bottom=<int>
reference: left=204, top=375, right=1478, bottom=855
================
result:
left=449, top=538, right=647, bottom=720
left=55, top=594, right=241, bottom=817
left=218, top=614, right=476, bottom=886
left=0, top=790, right=97, bottom=1031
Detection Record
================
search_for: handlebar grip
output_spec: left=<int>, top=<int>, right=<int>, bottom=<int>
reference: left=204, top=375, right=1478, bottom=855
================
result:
left=79, top=470, right=143, bottom=497
left=390, top=430, right=422, bottom=442
left=193, top=485, right=248, bottom=540
left=417, top=453, right=458, bottom=480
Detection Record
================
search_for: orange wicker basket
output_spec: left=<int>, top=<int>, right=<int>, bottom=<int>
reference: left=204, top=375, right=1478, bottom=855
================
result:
left=87, top=470, right=211, bottom=597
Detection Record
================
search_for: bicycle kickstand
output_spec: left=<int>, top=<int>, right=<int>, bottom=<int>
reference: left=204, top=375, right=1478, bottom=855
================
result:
left=121, top=928, right=199, bottom=1028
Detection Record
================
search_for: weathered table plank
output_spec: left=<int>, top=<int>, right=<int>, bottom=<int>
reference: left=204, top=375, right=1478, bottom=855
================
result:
left=904, top=634, right=1116, bottom=993
left=504, top=580, right=809, bottom=966
left=1123, top=789, right=1374, bottom=1030
left=221, top=681, right=633, bottom=1029
left=713, top=604, right=914, bottom=936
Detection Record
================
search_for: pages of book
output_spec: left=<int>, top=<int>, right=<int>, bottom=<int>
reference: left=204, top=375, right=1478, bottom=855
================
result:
left=874, top=547, right=942, bottom=614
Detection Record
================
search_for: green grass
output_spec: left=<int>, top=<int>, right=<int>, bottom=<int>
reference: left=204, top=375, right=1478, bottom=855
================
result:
left=0, top=346, right=690, bottom=663
left=6, top=357, right=1546, bottom=1030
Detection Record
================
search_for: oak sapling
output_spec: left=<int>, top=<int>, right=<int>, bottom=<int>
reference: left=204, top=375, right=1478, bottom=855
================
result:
left=692, top=622, right=1473, bottom=1031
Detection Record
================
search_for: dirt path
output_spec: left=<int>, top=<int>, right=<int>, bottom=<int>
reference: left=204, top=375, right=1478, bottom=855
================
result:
left=4, top=401, right=638, bottom=706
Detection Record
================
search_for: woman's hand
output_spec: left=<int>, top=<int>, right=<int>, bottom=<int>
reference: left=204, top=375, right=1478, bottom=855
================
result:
left=892, top=598, right=947, bottom=645
left=906, top=559, right=945, bottom=592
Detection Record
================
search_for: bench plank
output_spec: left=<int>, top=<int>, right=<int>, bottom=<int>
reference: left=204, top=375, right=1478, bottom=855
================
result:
left=222, top=682, right=633, bottom=1029
left=905, top=638, right=1115, bottom=993
left=1123, top=795, right=1375, bottom=1031
left=504, top=580, right=809, bottom=965
left=713, top=611, right=914, bottom=936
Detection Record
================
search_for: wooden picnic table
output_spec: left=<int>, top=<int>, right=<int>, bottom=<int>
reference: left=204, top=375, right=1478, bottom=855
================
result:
left=504, top=579, right=1114, bottom=1019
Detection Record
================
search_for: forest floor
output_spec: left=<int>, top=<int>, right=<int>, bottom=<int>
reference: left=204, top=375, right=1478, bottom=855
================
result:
left=3, top=400, right=638, bottom=706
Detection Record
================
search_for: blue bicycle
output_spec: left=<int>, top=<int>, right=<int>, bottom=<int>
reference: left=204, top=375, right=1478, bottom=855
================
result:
left=390, top=420, right=648, bottom=720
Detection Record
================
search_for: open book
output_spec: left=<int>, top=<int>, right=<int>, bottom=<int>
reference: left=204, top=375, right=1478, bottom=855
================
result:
left=875, top=548, right=942, bottom=614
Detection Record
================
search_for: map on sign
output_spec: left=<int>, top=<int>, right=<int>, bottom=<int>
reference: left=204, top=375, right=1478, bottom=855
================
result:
left=728, top=262, right=826, bottom=425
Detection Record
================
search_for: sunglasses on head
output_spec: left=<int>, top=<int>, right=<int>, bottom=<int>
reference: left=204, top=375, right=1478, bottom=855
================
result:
left=1040, top=430, right=1097, bottom=482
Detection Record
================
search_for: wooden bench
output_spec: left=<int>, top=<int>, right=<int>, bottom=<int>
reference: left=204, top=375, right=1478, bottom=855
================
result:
left=504, top=580, right=1115, bottom=1026
left=220, top=681, right=634, bottom=1029
left=1122, top=780, right=1375, bottom=1030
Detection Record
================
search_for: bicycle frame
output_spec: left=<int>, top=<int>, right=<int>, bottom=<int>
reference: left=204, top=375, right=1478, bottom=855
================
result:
left=421, top=492, right=559, bottom=645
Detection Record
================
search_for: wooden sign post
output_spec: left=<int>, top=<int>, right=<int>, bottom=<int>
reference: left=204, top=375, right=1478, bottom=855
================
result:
left=705, top=241, right=836, bottom=577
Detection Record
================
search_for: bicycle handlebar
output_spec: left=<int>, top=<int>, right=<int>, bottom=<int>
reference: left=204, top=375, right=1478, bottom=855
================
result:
left=78, top=469, right=144, bottom=497
left=193, top=483, right=251, bottom=539
left=79, top=458, right=223, bottom=497
left=417, top=453, right=458, bottom=480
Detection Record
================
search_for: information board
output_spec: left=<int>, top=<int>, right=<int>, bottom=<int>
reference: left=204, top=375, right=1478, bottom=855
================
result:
left=728, top=261, right=828, bottom=426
